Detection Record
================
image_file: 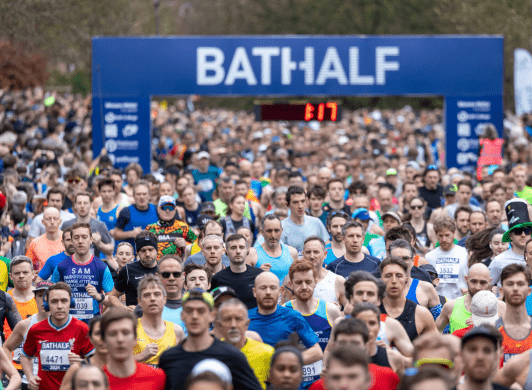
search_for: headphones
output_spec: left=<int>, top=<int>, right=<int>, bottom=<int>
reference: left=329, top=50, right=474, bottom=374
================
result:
left=42, top=293, right=77, bottom=312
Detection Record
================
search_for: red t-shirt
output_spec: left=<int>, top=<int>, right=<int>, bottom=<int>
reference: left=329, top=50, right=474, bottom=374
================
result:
left=309, top=363, right=399, bottom=390
left=23, top=316, right=94, bottom=390
left=103, top=362, right=166, bottom=390
left=452, top=325, right=473, bottom=339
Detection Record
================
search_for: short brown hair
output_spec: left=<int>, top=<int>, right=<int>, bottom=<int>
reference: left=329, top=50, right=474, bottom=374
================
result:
left=100, top=309, right=137, bottom=341
left=288, top=260, right=317, bottom=281
left=326, top=345, right=369, bottom=372
left=413, top=333, right=455, bottom=362
left=47, top=187, right=65, bottom=202
left=433, top=216, right=456, bottom=234
left=125, top=162, right=143, bottom=178
left=184, top=263, right=212, bottom=284
left=74, top=191, right=92, bottom=204
left=501, top=263, right=532, bottom=286
left=379, top=256, right=408, bottom=275
left=71, top=222, right=92, bottom=237
left=46, top=282, right=72, bottom=300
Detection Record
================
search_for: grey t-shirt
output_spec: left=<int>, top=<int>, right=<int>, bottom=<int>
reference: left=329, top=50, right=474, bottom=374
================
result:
left=60, top=217, right=113, bottom=257
left=28, top=210, right=76, bottom=238
left=446, top=202, right=482, bottom=218
left=489, top=248, right=526, bottom=286
left=280, top=215, right=330, bottom=257
left=184, top=252, right=231, bottom=267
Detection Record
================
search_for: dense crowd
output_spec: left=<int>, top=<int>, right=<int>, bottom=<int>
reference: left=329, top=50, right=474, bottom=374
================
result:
left=1, top=87, right=532, bottom=390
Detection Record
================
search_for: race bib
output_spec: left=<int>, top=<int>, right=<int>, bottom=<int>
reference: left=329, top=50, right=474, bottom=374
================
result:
left=40, top=343, right=71, bottom=371
left=302, top=360, right=323, bottom=384
left=435, top=258, right=460, bottom=283
left=72, top=297, right=94, bottom=320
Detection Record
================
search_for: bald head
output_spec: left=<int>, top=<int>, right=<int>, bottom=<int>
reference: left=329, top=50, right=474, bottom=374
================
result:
left=42, top=207, right=61, bottom=234
left=43, top=207, right=60, bottom=219
left=254, top=271, right=280, bottom=287
left=466, top=263, right=491, bottom=296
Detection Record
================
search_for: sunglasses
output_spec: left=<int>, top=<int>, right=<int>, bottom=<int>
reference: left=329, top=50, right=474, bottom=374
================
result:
left=68, top=178, right=81, bottom=184
left=414, top=358, right=454, bottom=370
left=161, top=205, right=175, bottom=212
left=427, top=164, right=438, bottom=171
left=410, top=205, right=423, bottom=210
left=513, top=227, right=532, bottom=236
left=160, top=271, right=182, bottom=279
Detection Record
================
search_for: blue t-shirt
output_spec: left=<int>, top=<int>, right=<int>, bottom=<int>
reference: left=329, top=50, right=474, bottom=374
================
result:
left=115, top=204, right=158, bottom=252
left=324, top=243, right=338, bottom=266
left=191, top=166, right=221, bottom=202
left=39, top=252, right=69, bottom=280
left=368, top=236, right=386, bottom=260
left=52, top=256, right=114, bottom=322
left=248, top=305, right=319, bottom=348
left=163, top=306, right=187, bottom=336
left=326, top=254, right=380, bottom=278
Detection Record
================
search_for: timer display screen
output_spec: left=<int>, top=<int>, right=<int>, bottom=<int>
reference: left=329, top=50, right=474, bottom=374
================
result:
left=255, top=102, right=341, bottom=121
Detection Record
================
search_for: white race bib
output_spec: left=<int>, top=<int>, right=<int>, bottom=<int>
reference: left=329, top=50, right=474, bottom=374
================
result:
left=72, top=297, right=94, bottom=320
left=302, top=360, right=323, bottom=383
left=435, top=257, right=460, bottom=283
left=40, top=346, right=70, bottom=371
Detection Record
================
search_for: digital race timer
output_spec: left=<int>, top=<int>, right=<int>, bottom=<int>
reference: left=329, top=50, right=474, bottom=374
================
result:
left=254, top=102, right=341, bottom=121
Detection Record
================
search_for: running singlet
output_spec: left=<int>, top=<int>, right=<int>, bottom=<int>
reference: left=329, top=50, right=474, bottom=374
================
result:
left=380, top=299, right=418, bottom=341
left=405, top=279, right=420, bottom=305
left=97, top=204, right=119, bottom=231
left=449, top=295, right=471, bottom=334
left=314, top=271, right=338, bottom=304
left=324, top=243, right=340, bottom=266
left=52, top=256, right=114, bottom=321
left=23, top=316, right=94, bottom=390
left=255, top=244, right=293, bottom=285
left=285, top=299, right=332, bottom=390
left=133, top=319, right=177, bottom=367
left=415, top=222, right=430, bottom=248
left=16, top=314, right=40, bottom=386
left=371, top=345, right=391, bottom=368
left=495, top=317, right=532, bottom=366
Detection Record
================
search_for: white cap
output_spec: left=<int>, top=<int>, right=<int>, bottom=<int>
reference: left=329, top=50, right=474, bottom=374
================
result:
left=197, top=151, right=210, bottom=160
left=471, top=290, right=499, bottom=326
left=191, top=359, right=232, bottom=384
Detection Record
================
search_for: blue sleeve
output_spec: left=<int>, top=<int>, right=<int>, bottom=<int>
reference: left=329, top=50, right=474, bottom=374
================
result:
left=98, top=222, right=112, bottom=243
left=293, top=312, right=319, bottom=348
left=38, top=256, right=55, bottom=280
left=51, top=267, right=60, bottom=283
left=115, top=207, right=131, bottom=230
left=318, top=221, right=330, bottom=243
left=102, top=267, right=114, bottom=293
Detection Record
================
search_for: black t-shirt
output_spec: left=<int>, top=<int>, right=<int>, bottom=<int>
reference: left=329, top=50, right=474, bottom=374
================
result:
left=211, top=265, right=263, bottom=309
left=418, top=185, right=443, bottom=210
left=159, top=337, right=262, bottom=390
left=114, top=261, right=158, bottom=306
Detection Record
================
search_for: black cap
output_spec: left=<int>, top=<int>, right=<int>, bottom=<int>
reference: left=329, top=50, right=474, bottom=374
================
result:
left=165, top=166, right=180, bottom=176
left=419, top=264, right=438, bottom=279
left=196, top=214, right=214, bottom=230
left=444, top=184, right=457, bottom=196
left=461, top=325, right=502, bottom=349
left=211, top=286, right=238, bottom=303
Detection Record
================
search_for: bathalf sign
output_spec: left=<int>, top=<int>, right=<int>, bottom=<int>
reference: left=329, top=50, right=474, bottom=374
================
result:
left=92, top=36, right=503, bottom=172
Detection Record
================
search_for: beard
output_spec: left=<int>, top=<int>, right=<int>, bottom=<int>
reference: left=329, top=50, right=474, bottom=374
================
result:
left=258, top=297, right=277, bottom=310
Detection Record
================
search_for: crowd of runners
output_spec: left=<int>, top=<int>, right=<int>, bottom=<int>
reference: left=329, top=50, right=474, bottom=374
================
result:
left=0, top=87, right=532, bottom=390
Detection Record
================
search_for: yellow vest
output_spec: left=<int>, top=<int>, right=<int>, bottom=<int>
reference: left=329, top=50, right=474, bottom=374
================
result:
left=133, top=319, right=176, bottom=366
left=240, top=338, right=274, bottom=389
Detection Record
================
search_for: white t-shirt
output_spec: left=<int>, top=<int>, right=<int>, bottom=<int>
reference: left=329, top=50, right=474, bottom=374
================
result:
left=488, top=248, right=526, bottom=286
left=426, top=244, right=468, bottom=300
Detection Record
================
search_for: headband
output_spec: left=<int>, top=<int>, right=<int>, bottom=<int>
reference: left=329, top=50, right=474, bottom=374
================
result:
left=135, top=235, right=158, bottom=252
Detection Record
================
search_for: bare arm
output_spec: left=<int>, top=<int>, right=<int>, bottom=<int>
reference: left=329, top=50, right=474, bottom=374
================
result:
left=334, top=275, right=348, bottom=307
left=326, top=302, right=343, bottom=325
left=3, top=319, right=29, bottom=356
left=288, top=246, right=299, bottom=262
left=493, top=352, right=524, bottom=388
left=302, top=343, right=323, bottom=365
left=246, top=248, right=258, bottom=267
left=174, top=324, right=185, bottom=344
left=386, top=317, right=414, bottom=357
left=21, top=355, right=39, bottom=390
left=183, top=244, right=192, bottom=261
left=387, top=349, right=406, bottom=375
left=435, top=300, right=454, bottom=332
left=0, top=347, right=21, bottom=390
left=422, top=282, right=441, bottom=309
left=112, top=226, right=142, bottom=241
left=107, top=288, right=128, bottom=308
left=417, top=306, right=438, bottom=336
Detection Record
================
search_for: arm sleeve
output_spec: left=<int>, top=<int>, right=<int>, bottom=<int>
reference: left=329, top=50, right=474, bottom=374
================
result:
left=38, top=256, right=56, bottom=280
left=318, top=221, right=329, bottom=243
left=115, top=208, right=131, bottom=230
left=27, top=218, right=41, bottom=239
left=102, top=267, right=114, bottom=293
left=114, top=265, right=128, bottom=293
left=5, top=294, right=22, bottom=332
left=295, top=312, right=319, bottom=348
left=489, top=260, right=500, bottom=285
left=185, top=226, right=197, bottom=243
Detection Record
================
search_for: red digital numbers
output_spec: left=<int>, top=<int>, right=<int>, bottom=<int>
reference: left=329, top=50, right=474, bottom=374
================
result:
left=303, top=102, right=337, bottom=121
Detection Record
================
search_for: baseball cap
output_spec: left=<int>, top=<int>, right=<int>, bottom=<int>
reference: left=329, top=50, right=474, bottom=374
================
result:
left=272, top=136, right=281, bottom=143
left=419, top=264, right=438, bottom=280
left=461, top=325, right=502, bottom=349
left=33, top=281, right=53, bottom=293
left=164, top=166, right=180, bottom=176
left=197, top=151, right=210, bottom=160
left=470, top=291, right=499, bottom=327
left=200, top=201, right=216, bottom=213
left=443, top=184, right=457, bottom=196
left=381, top=211, right=402, bottom=224
left=158, top=195, right=176, bottom=208
left=211, top=286, right=238, bottom=303
left=406, top=161, right=420, bottom=171
left=191, top=359, right=232, bottom=385
left=182, top=288, right=214, bottom=310
left=196, top=214, right=214, bottom=230
left=386, top=168, right=398, bottom=176
left=352, top=208, right=371, bottom=221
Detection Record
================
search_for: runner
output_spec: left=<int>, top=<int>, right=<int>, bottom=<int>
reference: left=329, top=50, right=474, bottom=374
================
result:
left=285, top=260, right=342, bottom=389
left=158, top=289, right=261, bottom=390
left=133, top=275, right=184, bottom=366
left=216, top=298, right=274, bottom=389
left=37, top=227, right=74, bottom=282
left=248, top=272, right=323, bottom=364
left=145, top=195, right=197, bottom=260
left=26, top=207, right=65, bottom=272
left=247, top=215, right=298, bottom=284
left=302, top=236, right=347, bottom=306
left=211, top=234, right=263, bottom=309
left=324, top=211, right=348, bottom=266
left=379, top=257, right=437, bottom=341
left=21, top=282, right=94, bottom=390
left=52, top=222, right=113, bottom=323
left=101, top=310, right=166, bottom=390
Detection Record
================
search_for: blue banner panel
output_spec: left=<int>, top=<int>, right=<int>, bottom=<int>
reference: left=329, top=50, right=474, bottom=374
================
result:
left=92, top=36, right=503, bottom=97
left=92, top=97, right=151, bottom=173
left=445, top=96, right=503, bottom=172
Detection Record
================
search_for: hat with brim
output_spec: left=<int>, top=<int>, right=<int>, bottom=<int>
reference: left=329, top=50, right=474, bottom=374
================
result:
left=502, top=198, right=532, bottom=243
left=470, top=291, right=499, bottom=327
left=381, top=211, right=402, bottom=225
